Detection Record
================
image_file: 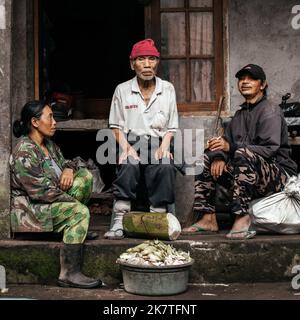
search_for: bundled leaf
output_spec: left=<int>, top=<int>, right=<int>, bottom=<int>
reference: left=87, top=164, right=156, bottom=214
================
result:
left=123, top=211, right=181, bottom=241
left=117, top=240, right=191, bottom=267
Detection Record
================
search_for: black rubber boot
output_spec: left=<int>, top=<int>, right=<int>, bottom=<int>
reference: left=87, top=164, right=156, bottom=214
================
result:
left=57, top=244, right=102, bottom=289
left=86, top=231, right=99, bottom=240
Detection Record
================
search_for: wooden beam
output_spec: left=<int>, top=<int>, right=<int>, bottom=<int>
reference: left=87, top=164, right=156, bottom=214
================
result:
left=34, top=0, right=39, bottom=99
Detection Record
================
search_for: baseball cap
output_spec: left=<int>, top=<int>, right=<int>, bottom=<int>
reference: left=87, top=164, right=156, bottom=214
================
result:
left=235, top=64, right=266, bottom=81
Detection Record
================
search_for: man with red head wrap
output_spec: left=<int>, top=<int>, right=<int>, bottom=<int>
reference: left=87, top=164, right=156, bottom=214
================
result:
left=105, top=39, right=179, bottom=240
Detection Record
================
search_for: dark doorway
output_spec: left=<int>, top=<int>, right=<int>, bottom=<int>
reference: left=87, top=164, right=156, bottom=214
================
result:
left=38, top=0, right=145, bottom=188
left=39, top=0, right=145, bottom=103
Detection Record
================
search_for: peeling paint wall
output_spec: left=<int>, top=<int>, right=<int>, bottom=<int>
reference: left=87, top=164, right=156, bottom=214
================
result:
left=229, top=0, right=300, bottom=111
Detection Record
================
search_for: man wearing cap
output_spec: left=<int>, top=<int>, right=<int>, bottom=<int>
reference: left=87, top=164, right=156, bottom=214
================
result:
left=104, top=39, right=179, bottom=240
left=182, top=64, right=297, bottom=239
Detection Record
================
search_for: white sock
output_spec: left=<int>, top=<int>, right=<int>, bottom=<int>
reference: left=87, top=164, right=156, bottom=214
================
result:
left=150, top=205, right=167, bottom=213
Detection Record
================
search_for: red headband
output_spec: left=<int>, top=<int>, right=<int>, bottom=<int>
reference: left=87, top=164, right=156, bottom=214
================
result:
left=130, top=38, right=160, bottom=59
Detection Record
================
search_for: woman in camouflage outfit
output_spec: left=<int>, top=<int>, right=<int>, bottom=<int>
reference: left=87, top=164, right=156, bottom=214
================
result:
left=10, top=100, right=102, bottom=288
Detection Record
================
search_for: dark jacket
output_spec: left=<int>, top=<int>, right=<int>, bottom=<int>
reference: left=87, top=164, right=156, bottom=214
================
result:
left=210, top=96, right=297, bottom=176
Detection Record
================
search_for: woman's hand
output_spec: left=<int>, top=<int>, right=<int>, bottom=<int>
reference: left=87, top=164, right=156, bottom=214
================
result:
left=211, top=159, right=227, bottom=179
left=60, top=168, right=74, bottom=191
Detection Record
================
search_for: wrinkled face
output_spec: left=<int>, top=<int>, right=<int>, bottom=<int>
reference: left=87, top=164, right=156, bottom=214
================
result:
left=32, top=105, right=56, bottom=137
left=238, top=74, right=266, bottom=99
left=130, top=56, right=159, bottom=81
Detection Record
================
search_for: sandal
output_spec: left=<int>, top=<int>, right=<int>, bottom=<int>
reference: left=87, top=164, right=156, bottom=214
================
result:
left=226, top=229, right=256, bottom=240
left=181, top=223, right=218, bottom=235
left=104, top=229, right=124, bottom=240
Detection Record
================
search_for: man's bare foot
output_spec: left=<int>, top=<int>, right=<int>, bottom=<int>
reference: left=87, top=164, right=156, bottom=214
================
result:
left=182, top=213, right=219, bottom=233
left=226, top=214, right=253, bottom=239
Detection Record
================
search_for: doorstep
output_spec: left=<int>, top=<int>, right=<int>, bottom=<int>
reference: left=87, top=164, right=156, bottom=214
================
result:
left=0, top=226, right=300, bottom=286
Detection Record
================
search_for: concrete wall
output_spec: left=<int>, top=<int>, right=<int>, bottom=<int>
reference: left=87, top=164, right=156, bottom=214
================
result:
left=229, top=0, right=300, bottom=111
left=175, top=116, right=215, bottom=225
left=0, top=0, right=12, bottom=238
left=175, top=0, right=300, bottom=224
left=11, top=0, right=35, bottom=146
left=0, top=0, right=34, bottom=238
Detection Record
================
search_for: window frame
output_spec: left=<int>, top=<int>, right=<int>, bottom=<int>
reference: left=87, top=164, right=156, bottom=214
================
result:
left=145, top=0, right=224, bottom=112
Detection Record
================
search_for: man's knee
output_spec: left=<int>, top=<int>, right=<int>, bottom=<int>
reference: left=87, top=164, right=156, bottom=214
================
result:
left=203, top=153, right=209, bottom=162
left=119, top=162, right=140, bottom=175
left=156, top=163, right=176, bottom=175
left=233, top=148, right=255, bottom=164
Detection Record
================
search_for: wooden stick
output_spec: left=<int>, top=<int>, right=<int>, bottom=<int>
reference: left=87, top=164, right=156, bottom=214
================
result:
left=213, top=95, right=225, bottom=135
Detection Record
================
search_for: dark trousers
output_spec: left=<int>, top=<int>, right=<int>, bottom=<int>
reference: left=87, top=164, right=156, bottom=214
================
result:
left=113, top=135, right=176, bottom=207
left=194, top=147, right=288, bottom=216
left=113, top=160, right=176, bottom=207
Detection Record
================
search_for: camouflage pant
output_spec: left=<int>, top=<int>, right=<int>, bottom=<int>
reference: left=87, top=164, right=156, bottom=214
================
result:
left=51, top=168, right=93, bottom=244
left=194, top=148, right=288, bottom=216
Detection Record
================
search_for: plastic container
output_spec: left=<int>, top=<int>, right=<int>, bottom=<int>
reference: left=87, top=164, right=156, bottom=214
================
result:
left=118, top=259, right=194, bottom=296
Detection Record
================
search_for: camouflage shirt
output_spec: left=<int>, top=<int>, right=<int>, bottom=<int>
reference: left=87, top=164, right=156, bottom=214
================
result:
left=10, top=135, right=77, bottom=232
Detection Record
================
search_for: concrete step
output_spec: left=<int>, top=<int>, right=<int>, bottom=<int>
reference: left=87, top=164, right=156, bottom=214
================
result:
left=1, top=231, right=300, bottom=286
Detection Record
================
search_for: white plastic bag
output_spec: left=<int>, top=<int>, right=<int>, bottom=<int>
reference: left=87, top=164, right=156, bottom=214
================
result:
left=249, top=175, right=300, bottom=234
left=86, top=159, right=105, bottom=194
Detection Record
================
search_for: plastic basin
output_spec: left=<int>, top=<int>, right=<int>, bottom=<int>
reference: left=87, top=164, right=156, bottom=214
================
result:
left=118, top=259, right=194, bottom=296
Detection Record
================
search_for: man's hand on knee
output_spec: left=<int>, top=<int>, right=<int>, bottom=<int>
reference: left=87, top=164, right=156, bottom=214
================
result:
left=119, top=146, right=140, bottom=164
left=155, top=146, right=173, bottom=160
left=211, top=160, right=227, bottom=179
